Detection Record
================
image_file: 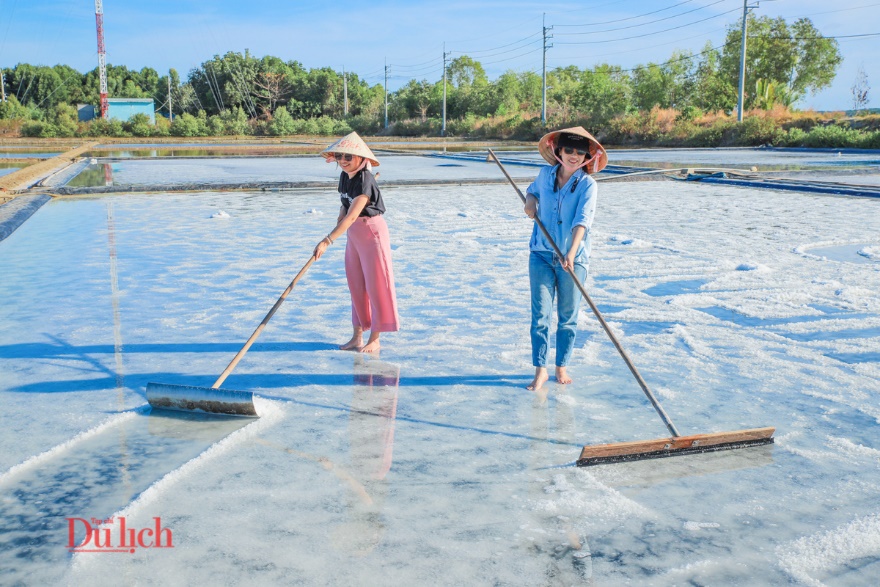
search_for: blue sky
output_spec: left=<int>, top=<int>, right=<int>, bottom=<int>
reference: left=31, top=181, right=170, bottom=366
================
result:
left=0, top=0, right=877, bottom=110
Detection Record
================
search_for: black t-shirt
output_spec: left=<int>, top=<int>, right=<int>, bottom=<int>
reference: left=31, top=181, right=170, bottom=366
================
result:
left=338, top=169, right=385, bottom=217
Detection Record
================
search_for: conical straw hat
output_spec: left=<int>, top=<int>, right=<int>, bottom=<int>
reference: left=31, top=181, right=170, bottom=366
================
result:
left=538, top=126, right=607, bottom=174
left=321, top=132, right=380, bottom=167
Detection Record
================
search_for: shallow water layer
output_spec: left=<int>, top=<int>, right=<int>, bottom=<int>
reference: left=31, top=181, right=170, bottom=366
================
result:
left=1, top=177, right=879, bottom=585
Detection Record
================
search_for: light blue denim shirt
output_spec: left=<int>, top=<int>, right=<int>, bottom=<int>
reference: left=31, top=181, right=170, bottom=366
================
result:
left=526, top=164, right=598, bottom=265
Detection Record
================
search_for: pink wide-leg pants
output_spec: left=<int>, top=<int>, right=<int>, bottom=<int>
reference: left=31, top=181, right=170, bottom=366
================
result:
left=345, top=215, right=400, bottom=332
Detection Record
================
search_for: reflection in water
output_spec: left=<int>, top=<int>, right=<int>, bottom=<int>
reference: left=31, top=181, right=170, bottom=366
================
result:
left=528, top=388, right=595, bottom=584
left=332, top=355, right=400, bottom=556
left=65, top=164, right=115, bottom=187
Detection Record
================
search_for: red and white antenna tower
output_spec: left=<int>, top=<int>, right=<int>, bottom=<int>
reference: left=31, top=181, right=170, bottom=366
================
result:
left=95, top=0, right=109, bottom=118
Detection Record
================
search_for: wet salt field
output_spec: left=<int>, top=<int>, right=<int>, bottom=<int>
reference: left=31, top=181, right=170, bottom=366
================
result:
left=64, top=155, right=535, bottom=188
left=469, top=147, right=880, bottom=172
left=1, top=152, right=879, bottom=585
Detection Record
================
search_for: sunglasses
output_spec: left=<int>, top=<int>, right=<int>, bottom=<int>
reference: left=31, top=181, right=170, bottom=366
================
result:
left=334, top=153, right=355, bottom=162
left=561, top=146, right=588, bottom=156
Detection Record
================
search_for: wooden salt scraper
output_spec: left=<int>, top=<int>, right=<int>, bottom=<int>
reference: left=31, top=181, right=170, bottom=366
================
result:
left=488, top=150, right=774, bottom=466
left=146, top=255, right=318, bottom=417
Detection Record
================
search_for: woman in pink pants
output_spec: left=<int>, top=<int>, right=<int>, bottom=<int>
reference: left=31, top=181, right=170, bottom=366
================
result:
left=313, top=132, right=400, bottom=353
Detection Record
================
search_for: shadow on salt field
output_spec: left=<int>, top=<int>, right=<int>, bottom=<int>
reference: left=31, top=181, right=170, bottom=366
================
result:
left=697, top=305, right=873, bottom=328
left=779, top=326, right=880, bottom=342
left=643, top=279, right=707, bottom=297
left=0, top=411, right=251, bottom=585
left=256, top=393, right=584, bottom=448
left=808, top=244, right=879, bottom=264
left=826, top=351, right=880, bottom=363
left=0, top=340, right=339, bottom=358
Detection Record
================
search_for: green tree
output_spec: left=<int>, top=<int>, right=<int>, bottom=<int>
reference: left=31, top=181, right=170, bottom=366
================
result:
left=574, top=64, right=632, bottom=124
left=720, top=15, right=842, bottom=108
left=446, top=56, right=489, bottom=117
left=631, top=64, right=666, bottom=111
left=692, top=43, right=736, bottom=112
left=548, top=66, right=582, bottom=120
left=0, top=95, right=33, bottom=120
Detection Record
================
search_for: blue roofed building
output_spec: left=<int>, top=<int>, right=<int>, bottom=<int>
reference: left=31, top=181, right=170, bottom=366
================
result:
left=106, top=98, right=155, bottom=123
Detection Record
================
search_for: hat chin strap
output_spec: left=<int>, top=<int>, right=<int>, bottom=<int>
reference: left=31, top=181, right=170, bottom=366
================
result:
left=554, top=145, right=604, bottom=175
left=554, top=152, right=583, bottom=175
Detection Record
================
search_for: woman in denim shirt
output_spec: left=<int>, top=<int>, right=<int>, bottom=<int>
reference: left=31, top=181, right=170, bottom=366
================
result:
left=523, top=127, right=607, bottom=391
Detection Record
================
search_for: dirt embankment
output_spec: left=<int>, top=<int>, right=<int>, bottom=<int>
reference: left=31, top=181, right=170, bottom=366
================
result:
left=0, top=142, right=99, bottom=196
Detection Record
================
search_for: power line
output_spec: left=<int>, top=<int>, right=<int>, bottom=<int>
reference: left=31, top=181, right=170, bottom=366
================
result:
left=454, top=39, right=543, bottom=61
left=556, top=0, right=727, bottom=35
left=555, top=6, right=742, bottom=45
left=555, top=0, right=699, bottom=27
left=452, top=31, right=542, bottom=55
left=480, top=47, right=543, bottom=67
left=549, top=24, right=729, bottom=62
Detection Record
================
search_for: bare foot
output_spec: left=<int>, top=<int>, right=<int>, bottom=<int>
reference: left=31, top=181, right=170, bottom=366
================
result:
left=555, top=366, right=573, bottom=385
left=339, top=330, right=363, bottom=351
left=527, top=368, right=549, bottom=391
left=359, top=333, right=381, bottom=354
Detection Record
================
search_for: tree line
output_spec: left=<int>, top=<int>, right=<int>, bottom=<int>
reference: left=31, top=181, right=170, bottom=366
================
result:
left=0, top=15, right=848, bottom=140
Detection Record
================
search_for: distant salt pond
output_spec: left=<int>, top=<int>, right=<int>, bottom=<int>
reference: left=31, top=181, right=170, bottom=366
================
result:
left=0, top=151, right=59, bottom=159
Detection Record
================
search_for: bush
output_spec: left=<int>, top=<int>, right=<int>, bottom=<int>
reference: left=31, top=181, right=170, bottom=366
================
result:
left=75, top=117, right=127, bottom=137
left=0, top=95, right=32, bottom=120
left=779, top=127, right=807, bottom=147
left=677, top=105, right=703, bottom=121
left=221, top=107, right=250, bottom=136
left=860, top=130, right=880, bottom=148
left=171, top=112, right=203, bottom=137
left=153, top=116, right=171, bottom=137
left=21, top=120, right=56, bottom=137
left=333, top=118, right=353, bottom=135
left=801, top=124, right=865, bottom=148
left=386, top=118, right=437, bottom=137
left=206, top=115, right=225, bottom=136
left=346, top=114, right=382, bottom=135
left=446, top=113, right=477, bottom=137
left=124, top=113, right=152, bottom=137
left=729, top=115, right=784, bottom=146
left=315, top=115, right=337, bottom=135
left=299, top=118, right=319, bottom=135
left=268, top=106, right=296, bottom=136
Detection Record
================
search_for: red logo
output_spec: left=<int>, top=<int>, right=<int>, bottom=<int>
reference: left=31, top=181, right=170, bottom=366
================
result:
left=67, top=517, right=174, bottom=553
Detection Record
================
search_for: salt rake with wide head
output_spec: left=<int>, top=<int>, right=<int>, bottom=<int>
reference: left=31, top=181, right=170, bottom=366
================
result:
left=487, top=150, right=774, bottom=466
left=146, top=255, right=318, bottom=417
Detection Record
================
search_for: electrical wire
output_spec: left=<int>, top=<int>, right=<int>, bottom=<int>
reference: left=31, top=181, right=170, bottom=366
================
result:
left=454, top=39, right=543, bottom=61
left=555, top=0, right=727, bottom=36
left=453, top=31, right=542, bottom=56
left=555, top=0, right=699, bottom=27
left=555, top=6, right=743, bottom=45
left=548, top=24, right=729, bottom=63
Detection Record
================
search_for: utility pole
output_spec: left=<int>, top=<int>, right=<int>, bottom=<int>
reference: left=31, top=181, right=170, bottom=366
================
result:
left=736, top=0, right=756, bottom=123
left=95, top=0, right=109, bottom=118
left=343, top=66, right=349, bottom=116
left=1, top=72, right=5, bottom=102
left=542, top=13, right=553, bottom=126
left=442, top=43, right=448, bottom=137
left=384, top=59, right=389, bottom=129
left=168, top=74, right=173, bottom=122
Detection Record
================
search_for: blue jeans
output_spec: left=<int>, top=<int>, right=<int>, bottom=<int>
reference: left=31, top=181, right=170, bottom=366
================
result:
left=529, top=251, right=588, bottom=367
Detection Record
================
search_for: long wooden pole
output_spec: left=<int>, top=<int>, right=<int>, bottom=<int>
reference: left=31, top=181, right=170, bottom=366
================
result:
left=212, top=255, right=317, bottom=389
left=488, top=150, right=681, bottom=437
